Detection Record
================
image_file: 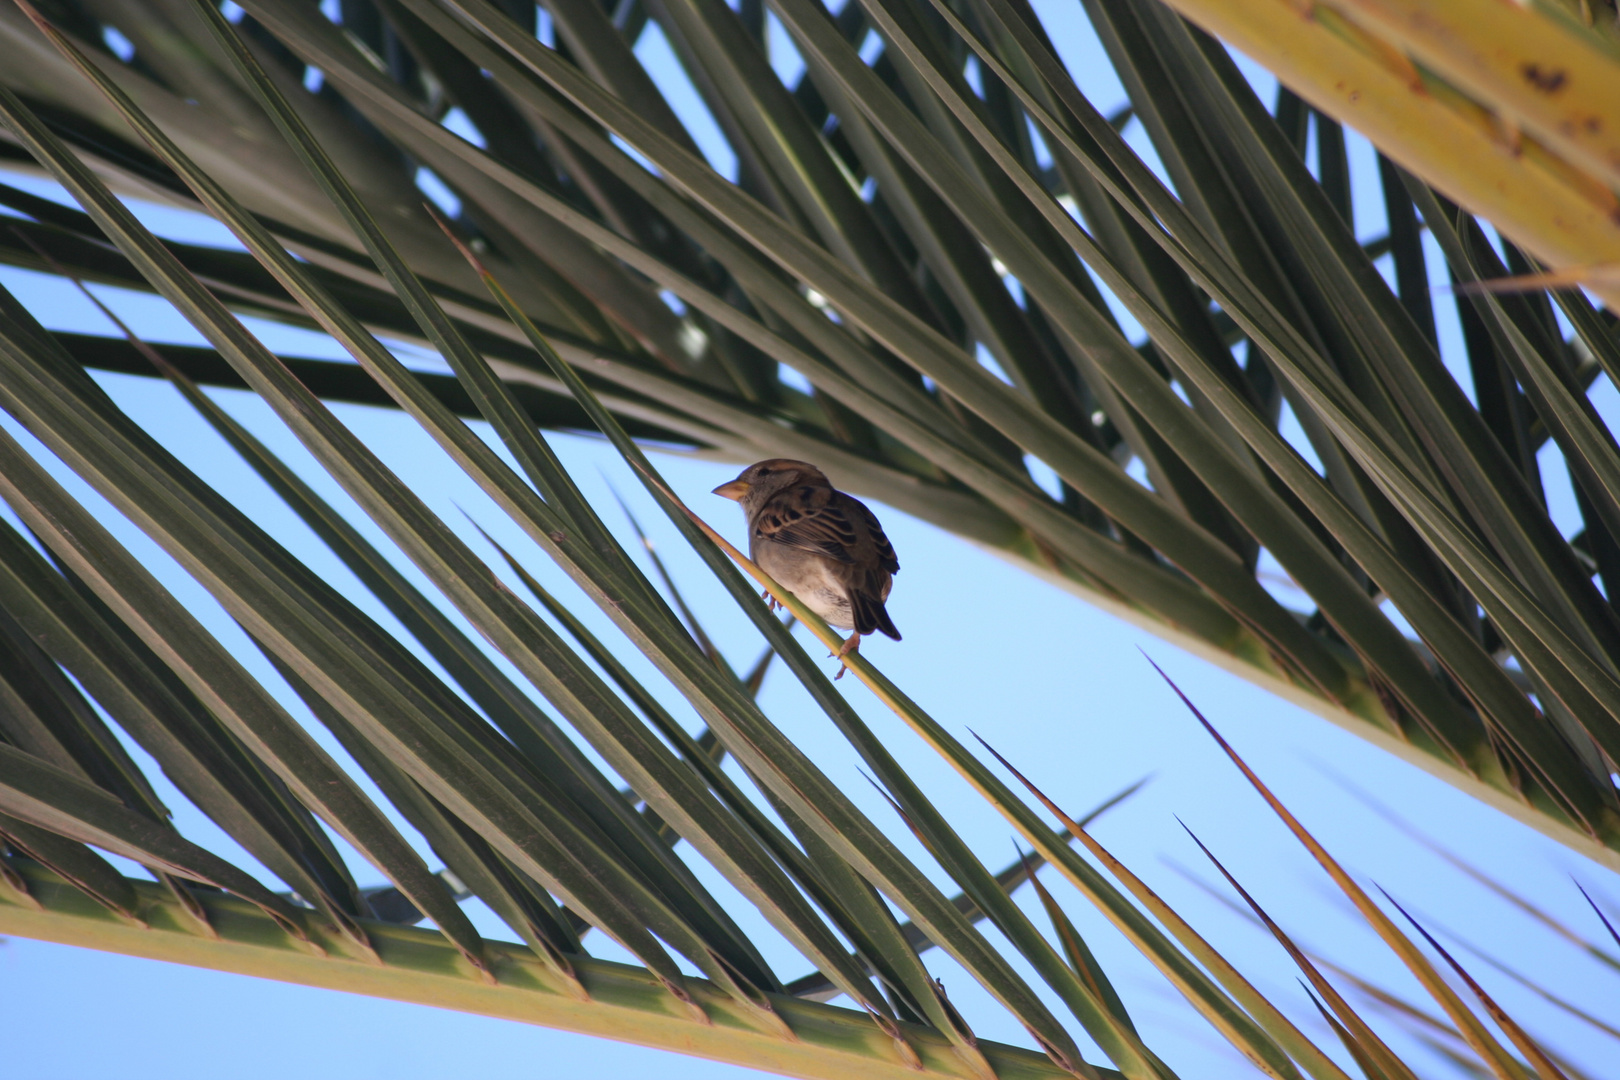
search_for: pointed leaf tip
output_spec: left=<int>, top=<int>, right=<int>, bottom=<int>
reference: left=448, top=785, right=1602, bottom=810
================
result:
left=1575, top=881, right=1620, bottom=953
left=1380, top=887, right=1570, bottom=1080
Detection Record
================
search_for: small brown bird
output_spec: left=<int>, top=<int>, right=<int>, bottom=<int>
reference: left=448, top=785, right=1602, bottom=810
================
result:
left=713, top=459, right=900, bottom=663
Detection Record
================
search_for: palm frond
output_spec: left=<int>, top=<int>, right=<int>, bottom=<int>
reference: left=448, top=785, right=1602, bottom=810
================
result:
left=0, top=0, right=1615, bottom=1077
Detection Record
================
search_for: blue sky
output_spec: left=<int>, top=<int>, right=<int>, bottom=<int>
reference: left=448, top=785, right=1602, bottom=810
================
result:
left=0, top=3, right=1618, bottom=1078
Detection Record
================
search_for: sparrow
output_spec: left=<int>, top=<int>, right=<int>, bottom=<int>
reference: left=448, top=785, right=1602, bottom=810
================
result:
left=713, top=459, right=900, bottom=667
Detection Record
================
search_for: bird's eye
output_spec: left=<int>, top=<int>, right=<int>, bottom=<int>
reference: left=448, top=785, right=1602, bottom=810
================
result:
left=756, top=467, right=774, bottom=476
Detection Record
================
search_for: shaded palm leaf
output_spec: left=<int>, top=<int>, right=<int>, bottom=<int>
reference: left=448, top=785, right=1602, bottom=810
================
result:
left=0, top=1, right=1614, bottom=1078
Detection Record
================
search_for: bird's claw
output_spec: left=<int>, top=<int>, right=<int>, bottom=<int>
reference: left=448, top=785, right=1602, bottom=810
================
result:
left=833, top=632, right=860, bottom=679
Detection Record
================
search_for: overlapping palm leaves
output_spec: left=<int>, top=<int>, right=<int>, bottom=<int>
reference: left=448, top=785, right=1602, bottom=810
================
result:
left=0, top=0, right=1616, bottom=871
left=0, top=0, right=1615, bottom=1077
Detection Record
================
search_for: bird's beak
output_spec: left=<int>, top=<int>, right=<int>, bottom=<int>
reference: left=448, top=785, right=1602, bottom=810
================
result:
left=712, top=479, right=750, bottom=501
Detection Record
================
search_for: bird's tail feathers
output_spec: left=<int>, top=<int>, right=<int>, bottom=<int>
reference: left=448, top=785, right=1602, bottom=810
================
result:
left=851, top=591, right=901, bottom=641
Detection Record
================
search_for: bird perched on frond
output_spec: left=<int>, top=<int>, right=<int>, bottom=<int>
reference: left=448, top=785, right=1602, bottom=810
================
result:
left=713, top=459, right=900, bottom=666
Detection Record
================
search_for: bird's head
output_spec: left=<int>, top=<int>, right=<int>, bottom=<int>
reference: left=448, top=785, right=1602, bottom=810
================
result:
left=712, top=459, right=826, bottom=511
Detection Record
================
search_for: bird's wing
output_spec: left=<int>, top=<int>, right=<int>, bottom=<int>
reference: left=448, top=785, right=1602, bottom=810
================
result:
left=753, top=485, right=859, bottom=564
left=845, top=495, right=899, bottom=575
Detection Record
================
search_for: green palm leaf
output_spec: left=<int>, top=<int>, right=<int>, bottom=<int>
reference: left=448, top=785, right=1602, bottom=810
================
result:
left=0, top=0, right=1615, bottom=1077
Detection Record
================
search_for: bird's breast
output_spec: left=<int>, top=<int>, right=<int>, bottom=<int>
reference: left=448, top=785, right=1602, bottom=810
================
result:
left=753, top=540, right=856, bottom=630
